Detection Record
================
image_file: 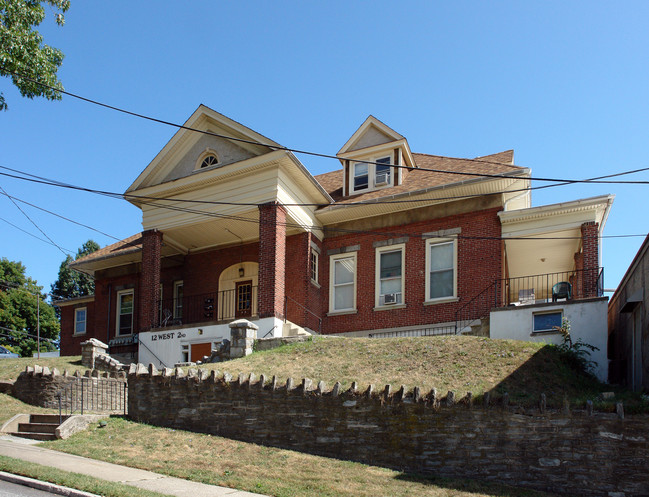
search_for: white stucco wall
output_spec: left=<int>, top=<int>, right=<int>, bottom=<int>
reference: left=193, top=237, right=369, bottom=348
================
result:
left=490, top=298, right=609, bottom=382
left=138, top=317, right=283, bottom=368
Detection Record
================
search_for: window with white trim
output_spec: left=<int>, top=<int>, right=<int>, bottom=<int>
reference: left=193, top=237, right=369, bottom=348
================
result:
left=350, top=156, right=393, bottom=193
left=173, top=281, right=184, bottom=319
left=116, top=290, right=134, bottom=336
left=329, top=253, right=357, bottom=312
left=310, top=250, right=319, bottom=283
left=375, top=244, right=405, bottom=307
left=425, top=238, right=457, bottom=301
left=74, top=307, right=87, bottom=335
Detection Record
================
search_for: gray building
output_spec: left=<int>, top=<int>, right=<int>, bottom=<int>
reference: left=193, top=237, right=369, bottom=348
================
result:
left=608, top=235, right=648, bottom=391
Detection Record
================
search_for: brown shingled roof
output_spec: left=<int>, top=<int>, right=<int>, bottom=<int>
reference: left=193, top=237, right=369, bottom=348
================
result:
left=313, top=152, right=525, bottom=205
left=70, top=233, right=143, bottom=267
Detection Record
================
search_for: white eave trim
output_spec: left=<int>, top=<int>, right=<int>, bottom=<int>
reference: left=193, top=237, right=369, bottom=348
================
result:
left=319, top=168, right=531, bottom=214
left=53, top=295, right=95, bottom=307
left=498, top=194, right=615, bottom=230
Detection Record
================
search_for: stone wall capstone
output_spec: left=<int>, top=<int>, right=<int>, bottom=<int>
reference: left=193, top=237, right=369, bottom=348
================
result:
left=127, top=365, right=649, bottom=497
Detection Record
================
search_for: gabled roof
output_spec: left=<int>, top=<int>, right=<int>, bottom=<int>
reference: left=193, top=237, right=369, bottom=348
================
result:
left=315, top=152, right=526, bottom=205
left=337, top=115, right=405, bottom=156
left=126, top=105, right=283, bottom=193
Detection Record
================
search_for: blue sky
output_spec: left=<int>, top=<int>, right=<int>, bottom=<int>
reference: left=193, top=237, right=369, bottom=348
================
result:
left=1, top=1, right=648, bottom=297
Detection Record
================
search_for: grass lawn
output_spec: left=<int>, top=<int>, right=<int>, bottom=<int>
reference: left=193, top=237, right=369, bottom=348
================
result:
left=0, top=455, right=173, bottom=497
left=186, top=335, right=642, bottom=410
left=43, top=416, right=556, bottom=497
left=0, top=355, right=86, bottom=382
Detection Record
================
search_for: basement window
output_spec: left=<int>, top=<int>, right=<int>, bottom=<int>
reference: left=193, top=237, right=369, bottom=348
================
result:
left=533, top=311, right=562, bottom=333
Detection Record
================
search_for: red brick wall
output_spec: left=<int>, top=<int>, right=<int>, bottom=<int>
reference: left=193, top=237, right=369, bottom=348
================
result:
left=285, top=232, right=323, bottom=331
left=59, top=301, right=95, bottom=356
left=140, top=230, right=162, bottom=331
left=321, top=207, right=503, bottom=334
left=258, top=203, right=287, bottom=319
left=581, top=221, right=600, bottom=298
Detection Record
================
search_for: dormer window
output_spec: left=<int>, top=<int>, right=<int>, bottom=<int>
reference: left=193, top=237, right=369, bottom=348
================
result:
left=351, top=156, right=393, bottom=193
left=200, top=154, right=218, bottom=168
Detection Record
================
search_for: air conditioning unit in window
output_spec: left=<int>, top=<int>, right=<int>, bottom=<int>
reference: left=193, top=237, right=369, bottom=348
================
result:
left=375, top=172, right=390, bottom=186
left=383, top=293, right=398, bottom=304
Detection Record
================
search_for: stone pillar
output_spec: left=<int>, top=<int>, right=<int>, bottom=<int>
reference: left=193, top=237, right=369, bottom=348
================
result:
left=581, top=222, right=599, bottom=298
left=229, top=319, right=259, bottom=358
left=81, top=338, right=108, bottom=369
left=139, top=229, right=163, bottom=331
left=258, top=203, right=287, bottom=319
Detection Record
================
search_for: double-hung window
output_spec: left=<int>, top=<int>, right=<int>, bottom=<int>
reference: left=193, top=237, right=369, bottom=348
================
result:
left=173, top=281, right=184, bottom=319
left=329, top=253, right=356, bottom=312
left=425, top=238, right=457, bottom=301
left=351, top=156, right=393, bottom=193
left=310, top=250, right=319, bottom=283
left=116, top=290, right=134, bottom=336
left=376, top=244, right=405, bottom=307
left=74, top=308, right=87, bottom=335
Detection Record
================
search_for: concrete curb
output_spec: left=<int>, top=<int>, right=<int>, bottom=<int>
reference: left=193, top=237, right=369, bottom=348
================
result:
left=0, top=471, right=100, bottom=497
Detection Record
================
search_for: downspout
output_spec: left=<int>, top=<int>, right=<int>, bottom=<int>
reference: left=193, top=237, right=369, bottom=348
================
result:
left=106, top=284, right=112, bottom=346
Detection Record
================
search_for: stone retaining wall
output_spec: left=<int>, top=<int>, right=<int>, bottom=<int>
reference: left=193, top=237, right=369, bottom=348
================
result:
left=12, top=366, right=127, bottom=411
left=127, top=365, right=649, bottom=497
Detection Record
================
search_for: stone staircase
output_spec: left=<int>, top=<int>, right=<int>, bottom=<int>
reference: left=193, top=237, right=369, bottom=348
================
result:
left=9, top=414, right=68, bottom=441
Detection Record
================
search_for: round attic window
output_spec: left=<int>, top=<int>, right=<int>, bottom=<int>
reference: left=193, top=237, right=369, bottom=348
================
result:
left=200, top=154, right=218, bottom=168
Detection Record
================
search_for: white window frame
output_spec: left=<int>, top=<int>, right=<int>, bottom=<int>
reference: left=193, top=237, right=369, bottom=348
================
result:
left=116, top=289, right=134, bottom=336
left=375, top=244, right=405, bottom=308
left=74, top=307, right=87, bottom=335
left=350, top=155, right=394, bottom=194
left=425, top=238, right=458, bottom=303
left=194, top=149, right=219, bottom=171
left=310, top=250, right=319, bottom=284
left=173, top=280, right=184, bottom=319
left=329, top=252, right=357, bottom=313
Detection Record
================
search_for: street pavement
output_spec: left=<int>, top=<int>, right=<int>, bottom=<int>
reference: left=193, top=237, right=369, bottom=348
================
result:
left=0, top=436, right=266, bottom=497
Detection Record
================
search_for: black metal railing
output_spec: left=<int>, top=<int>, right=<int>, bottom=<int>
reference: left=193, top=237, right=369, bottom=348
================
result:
left=56, top=376, right=127, bottom=423
left=156, top=287, right=258, bottom=328
left=454, top=280, right=498, bottom=334
left=284, top=295, right=322, bottom=334
left=495, top=267, right=603, bottom=307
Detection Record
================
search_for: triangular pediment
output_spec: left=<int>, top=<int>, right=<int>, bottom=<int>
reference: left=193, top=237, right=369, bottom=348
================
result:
left=127, top=105, right=282, bottom=193
left=337, top=115, right=405, bottom=156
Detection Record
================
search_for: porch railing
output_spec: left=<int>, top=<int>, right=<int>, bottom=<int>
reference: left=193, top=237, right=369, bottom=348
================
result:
left=495, top=267, right=603, bottom=307
left=156, top=286, right=258, bottom=328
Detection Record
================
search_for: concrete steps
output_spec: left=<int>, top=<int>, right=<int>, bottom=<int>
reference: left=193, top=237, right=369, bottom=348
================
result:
left=10, top=414, right=67, bottom=441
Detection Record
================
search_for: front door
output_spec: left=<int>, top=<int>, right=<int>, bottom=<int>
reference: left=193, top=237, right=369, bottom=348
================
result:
left=235, top=280, right=253, bottom=318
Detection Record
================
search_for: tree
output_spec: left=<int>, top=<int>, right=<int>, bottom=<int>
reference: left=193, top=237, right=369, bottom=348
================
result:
left=51, top=240, right=98, bottom=317
left=0, top=258, right=59, bottom=357
left=0, top=0, right=70, bottom=111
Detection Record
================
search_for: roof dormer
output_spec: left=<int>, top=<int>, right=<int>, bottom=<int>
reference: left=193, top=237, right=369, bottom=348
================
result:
left=336, top=116, right=416, bottom=197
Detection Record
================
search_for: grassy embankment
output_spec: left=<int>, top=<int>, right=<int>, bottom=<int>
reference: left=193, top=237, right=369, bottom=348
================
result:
left=2, top=336, right=646, bottom=497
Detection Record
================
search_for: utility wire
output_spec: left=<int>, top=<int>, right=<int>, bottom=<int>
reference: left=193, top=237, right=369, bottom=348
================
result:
left=0, top=216, right=74, bottom=253
left=3, top=67, right=649, bottom=185
left=0, top=190, right=120, bottom=241
left=0, top=184, right=68, bottom=256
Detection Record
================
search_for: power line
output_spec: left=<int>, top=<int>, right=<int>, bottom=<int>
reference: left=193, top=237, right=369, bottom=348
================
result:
left=0, top=216, right=74, bottom=253
left=3, top=67, right=649, bottom=186
left=0, top=189, right=120, bottom=241
left=0, top=184, right=68, bottom=256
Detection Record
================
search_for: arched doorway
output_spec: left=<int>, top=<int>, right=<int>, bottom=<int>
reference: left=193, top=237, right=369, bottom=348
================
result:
left=218, top=262, right=259, bottom=320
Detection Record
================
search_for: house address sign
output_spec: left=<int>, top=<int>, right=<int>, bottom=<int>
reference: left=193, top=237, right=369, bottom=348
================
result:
left=151, top=331, right=187, bottom=341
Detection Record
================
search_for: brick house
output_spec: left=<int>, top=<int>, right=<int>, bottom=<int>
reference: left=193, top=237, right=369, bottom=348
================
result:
left=56, top=106, right=613, bottom=377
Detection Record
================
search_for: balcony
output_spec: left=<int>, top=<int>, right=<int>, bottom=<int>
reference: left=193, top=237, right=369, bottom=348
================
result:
left=156, top=286, right=258, bottom=329
left=495, top=267, right=603, bottom=307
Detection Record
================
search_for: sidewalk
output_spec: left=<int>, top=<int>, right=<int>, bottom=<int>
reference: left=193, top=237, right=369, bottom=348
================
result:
left=0, top=436, right=266, bottom=497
